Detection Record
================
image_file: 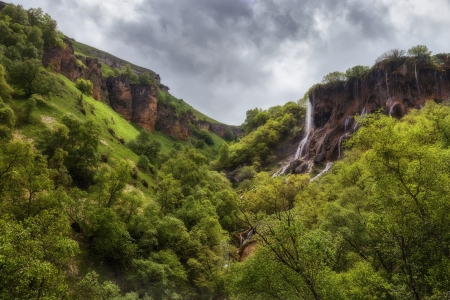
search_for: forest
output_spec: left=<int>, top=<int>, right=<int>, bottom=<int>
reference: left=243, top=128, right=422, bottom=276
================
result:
left=1, top=2, right=450, bottom=300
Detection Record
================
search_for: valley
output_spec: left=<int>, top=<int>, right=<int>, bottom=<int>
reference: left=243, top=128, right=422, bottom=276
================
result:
left=1, top=2, right=450, bottom=299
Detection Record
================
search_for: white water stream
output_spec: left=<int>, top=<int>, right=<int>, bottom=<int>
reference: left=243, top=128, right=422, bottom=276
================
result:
left=310, top=162, right=333, bottom=182
left=353, top=107, right=367, bottom=130
left=295, top=98, right=313, bottom=159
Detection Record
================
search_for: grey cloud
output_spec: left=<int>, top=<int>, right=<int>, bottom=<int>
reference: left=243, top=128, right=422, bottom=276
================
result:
left=7, top=0, right=450, bottom=124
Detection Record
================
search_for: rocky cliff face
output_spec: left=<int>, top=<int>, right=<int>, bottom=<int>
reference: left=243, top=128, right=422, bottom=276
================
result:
left=106, top=76, right=159, bottom=132
left=289, top=56, right=450, bottom=173
left=42, top=39, right=106, bottom=101
left=106, top=76, right=133, bottom=121
left=155, top=103, right=194, bottom=140
left=131, top=84, right=158, bottom=133
left=43, top=38, right=243, bottom=141
left=196, top=120, right=245, bottom=139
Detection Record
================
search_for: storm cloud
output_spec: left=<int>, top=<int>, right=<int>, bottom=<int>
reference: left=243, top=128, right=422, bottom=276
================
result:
left=8, top=0, right=450, bottom=124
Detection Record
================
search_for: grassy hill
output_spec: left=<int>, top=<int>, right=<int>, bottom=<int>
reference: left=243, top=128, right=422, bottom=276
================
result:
left=12, top=72, right=225, bottom=194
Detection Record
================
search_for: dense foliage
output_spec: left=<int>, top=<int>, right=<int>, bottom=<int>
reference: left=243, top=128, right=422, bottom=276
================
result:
left=227, top=102, right=450, bottom=299
left=216, top=101, right=304, bottom=170
left=3, top=2, right=450, bottom=300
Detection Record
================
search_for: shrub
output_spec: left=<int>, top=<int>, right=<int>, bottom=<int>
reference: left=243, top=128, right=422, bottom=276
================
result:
left=75, top=78, right=93, bottom=96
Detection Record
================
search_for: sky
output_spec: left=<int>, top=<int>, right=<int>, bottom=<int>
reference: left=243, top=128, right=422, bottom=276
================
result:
left=7, top=0, right=450, bottom=125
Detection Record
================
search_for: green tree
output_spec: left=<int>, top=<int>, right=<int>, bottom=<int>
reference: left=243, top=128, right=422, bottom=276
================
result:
left=23, top=96, right=36, bottom=123
left=127, top=129, right=161, bottom=162
left=75, top=78, right=94, bottom=96
left=321, top=71, right=346, bottom=85
left=120, top=64, right=138, bottom=83
left=0, top=64, right=13, bottom=101
left=139, top=72, right=152, bottom=85
left=61, top=116, right=99, bottom=188
left=74, top=271, right=121, bottom=300
left=345, top=65, right=369, bottom=79
left=8, top=58, right=53, bottom=96
left=156, top=174, right=183, bottom=215
left=407, top=45, right=432, bottom=58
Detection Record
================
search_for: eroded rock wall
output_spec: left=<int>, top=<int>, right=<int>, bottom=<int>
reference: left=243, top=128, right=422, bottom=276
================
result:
left=42, top=39, right=106, bottom=101
left=155, top=103, right=194, bottom=140
left=303, top=58, right=450, bottom=166
left=106, top=76, right=133, bottom=121
left=131, top=84, right=158, bottom=132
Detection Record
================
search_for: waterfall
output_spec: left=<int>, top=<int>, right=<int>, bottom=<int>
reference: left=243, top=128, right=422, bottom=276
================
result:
left=389, top=104, right=394, bottom=116
left=272, top=163, right=290, bottom=177
left=272, top=95, right=314, bottom=177
left=344, top=116, right=350, bottom=132
left=353, top=107, right=367, bottom=130
left=338, top=133, right=350, bottom=159
left=310, top=162, right=333, bottom=182
left=295, top=97, right=313, bottom=160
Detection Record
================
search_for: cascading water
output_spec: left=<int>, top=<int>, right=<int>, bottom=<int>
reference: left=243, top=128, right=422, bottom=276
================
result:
left=310, top=162, right=333, bottom=182
left=353, top=107, right=367, bottom=130
left=295, top=97, right=313, bottom=159
left=338, top=133, right=350, bottom=159
left=272, top=96, right=314, bottom=177
left=344, top=116, right=350, bottom=132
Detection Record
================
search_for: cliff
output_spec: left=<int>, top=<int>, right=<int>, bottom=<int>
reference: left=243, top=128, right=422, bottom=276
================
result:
left=42, top=38, right=107, bottom=101
left=43, top=38, right=243, bottom=141
left=70, top=39, right=170, bottom=92
left=289, top=55, right=450, bottom=173
left=197, top=120, right=245, bottom=139
left=154, top=102, right=194, bottom=140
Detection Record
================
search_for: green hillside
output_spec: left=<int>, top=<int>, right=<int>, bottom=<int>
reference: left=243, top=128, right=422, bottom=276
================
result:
left=2, top=2, right=450, bottom=300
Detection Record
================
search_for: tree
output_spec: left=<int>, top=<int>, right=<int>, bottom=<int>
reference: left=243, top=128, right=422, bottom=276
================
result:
left=0, top=64, right=13, bottom=101
left=74, top=271, right=121, bottom=300
left=23, top=96, right=36, bottom=123
left=156, top=174, right=183, bottom=215
left=75, top=78, right=93, bottom=96
left=139, top=72, right=152, bottom=85
left=321, top=71, right=346, bottom=85
left=345, top=65, right=369, bottom=79
left=61, top=116, right=99, bottom=188
left=120, top=64, right=138, bottom=83
left=8, top=58, right=53, bottom=96
left=407, top=45, right=432, bottom=58
left=0, top=102, right=15, bottom=135
left=127, top=129, right=161, bottom=162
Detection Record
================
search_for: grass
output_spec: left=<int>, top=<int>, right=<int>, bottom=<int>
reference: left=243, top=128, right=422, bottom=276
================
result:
left=10, top=72, right=226, bottom=195
left=71, top=39, right=156, bottom=76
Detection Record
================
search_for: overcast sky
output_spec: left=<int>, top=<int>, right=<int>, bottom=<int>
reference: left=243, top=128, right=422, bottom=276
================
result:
left=7, top=0, right=450, bottom=125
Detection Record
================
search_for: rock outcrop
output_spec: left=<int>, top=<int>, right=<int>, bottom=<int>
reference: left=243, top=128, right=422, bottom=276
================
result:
left=290, top=56, right=450, bottom=172
left=196, top=120, right=245, bottom=140
left=106, top=76, right=133, bottom=121
left=106, top=76, right=159, bottom=132
left=43, top=37, right=244, bottom=141
left=155, top=103, right=194, bottom=140
left=42, top=38, right=106, bottom=101
left=131, top=84, right=158, bottom=133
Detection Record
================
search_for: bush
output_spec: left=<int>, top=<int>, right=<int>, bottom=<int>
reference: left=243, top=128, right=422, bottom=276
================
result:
left=407, top=45, right=432, bottom=58
left=375, top=48, right=405, bottom=64
left=137, top=155, right=149, bottom=171
left=321, top=71, right=346, bottom=85
left=75, top=78, right=93, bottom=96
